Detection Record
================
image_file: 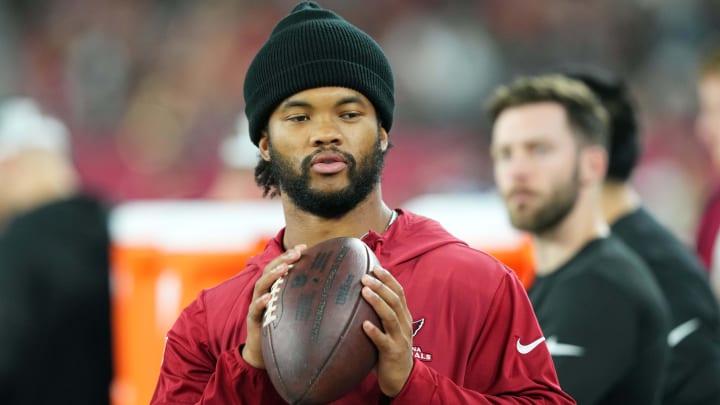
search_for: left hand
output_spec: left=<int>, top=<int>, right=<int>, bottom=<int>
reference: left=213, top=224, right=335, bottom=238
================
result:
left=361, top=265, right=414, bottom=397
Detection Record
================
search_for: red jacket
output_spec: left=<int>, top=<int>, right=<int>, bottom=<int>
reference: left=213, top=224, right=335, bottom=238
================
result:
left=151, top=210, right=574, bottom=404
left=697, top=187, right=720, bottom=272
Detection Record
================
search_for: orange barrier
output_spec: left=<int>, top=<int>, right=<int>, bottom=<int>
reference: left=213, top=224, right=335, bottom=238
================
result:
left=109, top=201, right=283, bottom=405
left=110, top=242, right=268, bottom=405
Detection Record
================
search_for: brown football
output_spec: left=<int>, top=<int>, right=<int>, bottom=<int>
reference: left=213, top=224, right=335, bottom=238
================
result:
left=261, top=237, right=381, bottom=405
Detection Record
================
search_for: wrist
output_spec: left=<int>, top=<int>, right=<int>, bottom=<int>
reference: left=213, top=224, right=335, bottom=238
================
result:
left=240, top=344, right=265, bottom=369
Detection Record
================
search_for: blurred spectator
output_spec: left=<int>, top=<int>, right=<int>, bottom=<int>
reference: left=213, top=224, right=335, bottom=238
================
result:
left=0, top=98, right=112, bottom=405
left=695, top=47, right=720, bottom=300
left=570, top=69, right=720, bottom=405
left=205, top=113, right=264, bottom=200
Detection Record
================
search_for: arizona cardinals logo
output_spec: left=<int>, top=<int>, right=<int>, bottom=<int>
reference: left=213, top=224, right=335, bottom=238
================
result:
left=412, top=318, right=425, bottom=337
left=411, top=319, right=432, bottom=362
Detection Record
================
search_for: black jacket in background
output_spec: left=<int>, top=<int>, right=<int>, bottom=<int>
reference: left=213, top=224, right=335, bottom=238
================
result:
left=613, top=207, right=720, bottom=405
left=0, top=194, right=113, bottom=405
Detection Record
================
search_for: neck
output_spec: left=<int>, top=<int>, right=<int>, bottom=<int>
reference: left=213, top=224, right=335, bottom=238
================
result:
left=532, top=185, right=609, bottom=275
left=280, top=186, right=394, bottom=249
left=3, top=151, right=79, bottom=220
left=601, top=180, right=640, bottom=225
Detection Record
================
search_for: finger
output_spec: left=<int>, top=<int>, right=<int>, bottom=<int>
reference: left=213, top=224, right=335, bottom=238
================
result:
left=252, top=262, right=291, bottom=302
left=243, top=292, right=273, bottom=368
left=364, top=267, right=412, bottom=336
left=370, top=266, right=405, bottom=305
left=361, top=281, right=405, bottom=337
left=262, top=244, right=307, bottom=276
left=248, top=292, right=272, bottom=323
left=253, top=245, right=307, bottom=299
left=362, top=318, right=390, bottom=348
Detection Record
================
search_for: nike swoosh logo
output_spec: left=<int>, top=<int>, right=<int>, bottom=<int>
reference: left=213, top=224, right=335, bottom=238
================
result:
left=546, top=336, right=585, bottom=357
left=667, top=318, right=700, bottom=347
left=516, top=336, right=546, bottom=354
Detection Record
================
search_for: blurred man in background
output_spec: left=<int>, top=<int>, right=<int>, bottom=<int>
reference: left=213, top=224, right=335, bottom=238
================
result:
left=205, top=113, right=264, bottom=200
left=0, top=98, right=112, bottom=405
left=487, top=75, right=670, bottom=404
left=569, top=70, right=720, bottom=405
left=695, top=48, right=720, bottom=301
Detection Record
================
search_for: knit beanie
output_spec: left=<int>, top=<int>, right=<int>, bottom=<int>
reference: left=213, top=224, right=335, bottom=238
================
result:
left=243, top=1, right=395, bottom=146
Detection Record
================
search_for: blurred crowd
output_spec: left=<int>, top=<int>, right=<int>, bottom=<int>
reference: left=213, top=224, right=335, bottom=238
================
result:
left=0, top=0, right=719, bottom=239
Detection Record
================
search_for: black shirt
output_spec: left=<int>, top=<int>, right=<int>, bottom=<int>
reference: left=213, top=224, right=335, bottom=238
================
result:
left=0, top=194, right=112, bottom=405
left=613, top=207, right=720, bottom=405
left=529, top=236, right=670, bottom=405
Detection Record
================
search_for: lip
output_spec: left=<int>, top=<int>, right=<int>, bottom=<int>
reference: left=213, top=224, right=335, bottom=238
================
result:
left=506, top=189, right=536, bottom=204
left=311, top=151, right=347, bottom=166
left=310, top=151, right=348, bottom=174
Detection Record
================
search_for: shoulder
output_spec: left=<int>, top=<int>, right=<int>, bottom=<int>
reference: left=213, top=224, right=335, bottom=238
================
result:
left=410, top=238, right=519, bottom=307
left=557, top=237, right=666, bottom=308
left=4, top=194, right=108, bottom=240
left=393, top=210, right=512, bottom=278
left=614, top=209, right=706, bottom=274
left=419, top=241, right=509, bottom=275
left=614, top=211, right=720, bottom=325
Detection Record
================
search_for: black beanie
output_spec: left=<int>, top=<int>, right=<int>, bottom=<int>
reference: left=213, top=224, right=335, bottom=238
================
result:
left=243, top=1, right=395, bottom=146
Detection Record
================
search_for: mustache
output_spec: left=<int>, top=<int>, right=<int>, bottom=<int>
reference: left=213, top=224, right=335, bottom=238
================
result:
left=505, top=187, right=537, bottom=198
left=301, top=147, right=356, bottom=171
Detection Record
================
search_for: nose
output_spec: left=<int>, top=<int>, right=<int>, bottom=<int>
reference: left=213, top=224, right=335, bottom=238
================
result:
left=495, top=152, right=532, bottom=184
left=309, top=119, right=342, bottom=147
left=508, top=157, right=533, bottom=182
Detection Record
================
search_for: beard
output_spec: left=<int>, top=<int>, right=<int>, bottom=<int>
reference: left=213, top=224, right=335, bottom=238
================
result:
left=268, top=136, right=385, bottom=219
left=505, top=165, right=580, bottom=235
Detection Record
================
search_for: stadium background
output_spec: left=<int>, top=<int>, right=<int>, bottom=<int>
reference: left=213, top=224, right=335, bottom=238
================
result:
left=1, top=1, right=719, bottom=404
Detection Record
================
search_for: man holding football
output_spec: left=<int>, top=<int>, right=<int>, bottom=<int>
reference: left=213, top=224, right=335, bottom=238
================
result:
left=151, top=3, right=574, bottom=404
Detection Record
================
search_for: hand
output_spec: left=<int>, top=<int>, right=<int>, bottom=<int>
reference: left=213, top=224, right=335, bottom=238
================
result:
left=242, top=244, right=306, bottom=369
left=361, top=265, right=414, bottom=397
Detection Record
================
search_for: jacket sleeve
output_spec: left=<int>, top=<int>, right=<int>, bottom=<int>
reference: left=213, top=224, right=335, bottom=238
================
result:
left=393, top=270, right=575, bottom=404
left=150, top=291, right=284, bottom=404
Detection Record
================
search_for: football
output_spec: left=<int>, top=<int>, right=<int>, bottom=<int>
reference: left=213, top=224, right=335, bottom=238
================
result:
left=261, top=237, right=381, bottom=405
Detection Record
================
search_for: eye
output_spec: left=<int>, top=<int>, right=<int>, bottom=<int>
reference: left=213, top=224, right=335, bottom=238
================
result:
left=491, top=147, right=511, bottom=161
left=340, top=111, right=362, bottom=120
left=530, top=143, right=550, bottom=155
left=287, top=114, right=309, bottom=122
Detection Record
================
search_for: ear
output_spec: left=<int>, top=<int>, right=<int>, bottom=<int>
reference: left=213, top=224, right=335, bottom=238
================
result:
left=580, top=145, right=608, bottom=185
left=258, top=131, right=271, bottom=161
left=379, top=126, right=389, bottom=152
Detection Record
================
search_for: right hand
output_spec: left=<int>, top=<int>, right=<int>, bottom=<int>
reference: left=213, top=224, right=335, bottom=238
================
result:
left=242, top=244, right=306, bottom=369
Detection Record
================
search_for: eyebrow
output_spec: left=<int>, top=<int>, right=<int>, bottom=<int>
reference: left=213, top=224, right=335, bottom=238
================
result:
left=335, top=96, right=366, bottom=107
left=281, top=100, right=312, bottom=110
left=280, top=95, right=367, bottom=111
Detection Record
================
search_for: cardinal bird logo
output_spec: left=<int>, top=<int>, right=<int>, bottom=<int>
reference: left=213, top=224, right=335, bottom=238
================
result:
left=412, top=318, right=425, bottom=337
